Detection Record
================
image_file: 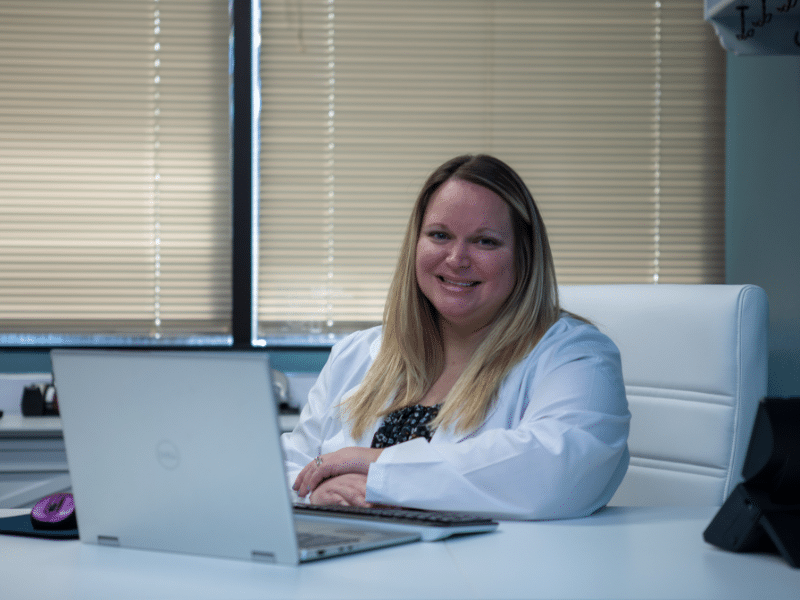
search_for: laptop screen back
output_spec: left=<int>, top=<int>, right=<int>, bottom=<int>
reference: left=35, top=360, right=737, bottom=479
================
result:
left=52, top=350, right=301, bottom=564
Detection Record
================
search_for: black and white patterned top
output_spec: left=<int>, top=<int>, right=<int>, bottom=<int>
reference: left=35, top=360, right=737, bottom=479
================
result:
left=370, top=404, right=442, bottom=449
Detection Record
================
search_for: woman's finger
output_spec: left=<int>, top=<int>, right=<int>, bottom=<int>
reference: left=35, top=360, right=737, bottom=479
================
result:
left=294, top=447, right=383, bottom=496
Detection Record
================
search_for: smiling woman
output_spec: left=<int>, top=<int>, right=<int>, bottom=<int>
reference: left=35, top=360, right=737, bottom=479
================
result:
left=282, top=155, right=631, bottom=519
left=415, top=179, right=516, bottom=341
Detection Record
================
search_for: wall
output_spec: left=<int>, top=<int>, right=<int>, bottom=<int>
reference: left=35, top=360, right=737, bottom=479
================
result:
left=725, top=54, right=800, bottom=396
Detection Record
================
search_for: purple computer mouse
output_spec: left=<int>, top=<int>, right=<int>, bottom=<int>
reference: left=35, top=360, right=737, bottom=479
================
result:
left=30, top=493, right=77, bottom=530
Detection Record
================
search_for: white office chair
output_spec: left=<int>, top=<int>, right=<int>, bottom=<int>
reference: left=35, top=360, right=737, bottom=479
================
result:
left=559, top=284, right=769, bottom=507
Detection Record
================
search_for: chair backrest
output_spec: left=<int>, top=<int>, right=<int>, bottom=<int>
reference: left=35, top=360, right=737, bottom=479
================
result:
left=559, top=284, right=769, bottom=506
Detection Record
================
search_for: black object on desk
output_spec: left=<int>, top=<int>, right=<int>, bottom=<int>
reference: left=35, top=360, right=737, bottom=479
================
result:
left=704, top=397, right=800, bottom=568
left=0, top=514, right=78, bottom=539
left=21, top=384, right=59, bottom=416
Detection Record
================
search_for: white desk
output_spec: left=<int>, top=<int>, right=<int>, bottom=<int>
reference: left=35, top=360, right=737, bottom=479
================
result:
left=1, top=506, right=798, bottom=599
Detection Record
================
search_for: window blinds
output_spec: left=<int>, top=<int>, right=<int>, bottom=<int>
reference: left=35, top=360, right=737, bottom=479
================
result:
left=258, top=0, right=725, bottom=342
left=0, top=0, right=231, bottom=343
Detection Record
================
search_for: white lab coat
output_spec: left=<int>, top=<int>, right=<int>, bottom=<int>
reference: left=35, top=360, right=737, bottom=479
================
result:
left=281, top=314, right=630, bottom=520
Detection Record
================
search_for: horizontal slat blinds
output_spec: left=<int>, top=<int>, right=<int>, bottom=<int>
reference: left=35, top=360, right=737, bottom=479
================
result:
left=658, top=3, right=726, bottom=283
left=0, top=0, right=231, bottom=342
left=257, top=0, right=725, bottom=342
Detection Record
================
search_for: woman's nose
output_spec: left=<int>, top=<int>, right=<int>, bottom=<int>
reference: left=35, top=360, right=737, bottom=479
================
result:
left=446, top=241, right=470, bottom=268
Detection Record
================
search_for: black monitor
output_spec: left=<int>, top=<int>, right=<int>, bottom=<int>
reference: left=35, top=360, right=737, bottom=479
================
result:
left=704, top=397, right=800, bottom=567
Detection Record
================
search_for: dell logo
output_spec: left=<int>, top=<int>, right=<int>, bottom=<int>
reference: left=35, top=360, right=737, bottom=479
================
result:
left=156, top=439, right=180, bottom=470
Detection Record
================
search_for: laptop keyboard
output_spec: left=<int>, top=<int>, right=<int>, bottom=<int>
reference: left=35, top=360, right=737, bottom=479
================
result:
left=294, top=503, right=496, bottom=528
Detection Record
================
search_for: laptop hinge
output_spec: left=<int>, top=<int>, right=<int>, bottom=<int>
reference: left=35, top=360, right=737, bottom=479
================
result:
left=97, top=535, right=120, bottom=547
left=251, top=550, right=277, bottom=563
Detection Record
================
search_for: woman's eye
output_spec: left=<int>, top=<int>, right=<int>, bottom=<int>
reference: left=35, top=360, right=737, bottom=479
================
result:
left=477, top=237, right=500, bottom=248
left=429, top=231, right=449, bottom=241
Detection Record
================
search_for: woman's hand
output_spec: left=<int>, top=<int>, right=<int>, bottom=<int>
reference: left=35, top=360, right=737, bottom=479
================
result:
left=309, top=473, right=371, bottom=506
left=293, top=446, right=383, bottom=498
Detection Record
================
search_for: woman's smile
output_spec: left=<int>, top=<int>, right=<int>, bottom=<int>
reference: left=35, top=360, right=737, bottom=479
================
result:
left=437, top=276, right=479, bottom=288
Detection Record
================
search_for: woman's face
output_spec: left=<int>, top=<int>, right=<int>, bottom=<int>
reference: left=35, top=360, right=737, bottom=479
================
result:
left=415, top=178, right=516, bottom=336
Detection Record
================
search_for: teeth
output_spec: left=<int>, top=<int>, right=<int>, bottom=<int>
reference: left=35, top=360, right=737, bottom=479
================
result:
left=440, top=277, right=477, bottom=287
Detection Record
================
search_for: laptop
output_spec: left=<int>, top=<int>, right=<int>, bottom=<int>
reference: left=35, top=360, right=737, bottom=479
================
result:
left=51, top=349, right=422, bottom=565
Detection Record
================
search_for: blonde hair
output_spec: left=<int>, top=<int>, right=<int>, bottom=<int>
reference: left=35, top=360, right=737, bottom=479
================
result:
left=343, top=155, right=561, bottom=439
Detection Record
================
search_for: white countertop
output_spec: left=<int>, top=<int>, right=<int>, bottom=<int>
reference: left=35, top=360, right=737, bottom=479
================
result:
left=1, top=506, right=799, bottom=600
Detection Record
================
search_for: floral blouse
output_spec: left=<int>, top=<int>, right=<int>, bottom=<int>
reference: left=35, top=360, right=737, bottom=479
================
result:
left=371, top=404, right=442, bottom=448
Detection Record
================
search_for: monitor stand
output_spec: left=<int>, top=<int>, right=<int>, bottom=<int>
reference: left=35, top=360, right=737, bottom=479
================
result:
left=704, top=483, right=800, bottom=568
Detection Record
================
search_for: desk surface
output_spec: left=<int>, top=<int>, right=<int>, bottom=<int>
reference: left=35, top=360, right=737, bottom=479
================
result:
left=1, top=506, right=798, bottom=600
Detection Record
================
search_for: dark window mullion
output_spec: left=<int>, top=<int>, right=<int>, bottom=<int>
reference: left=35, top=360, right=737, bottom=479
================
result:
left=231, top=0, right=254, bottom=348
